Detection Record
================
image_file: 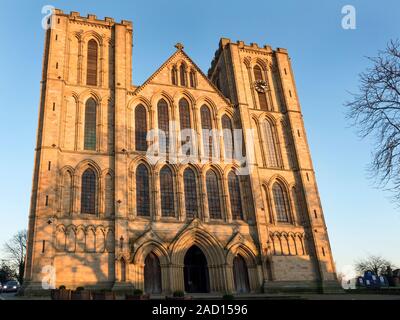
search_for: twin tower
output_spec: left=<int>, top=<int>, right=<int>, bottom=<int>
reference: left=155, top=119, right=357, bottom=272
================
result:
left=23, top=9, right=339, bottom=295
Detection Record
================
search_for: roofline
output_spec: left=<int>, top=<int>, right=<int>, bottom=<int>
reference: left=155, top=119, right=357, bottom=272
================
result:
left=132, top=46, right=233, bottom=106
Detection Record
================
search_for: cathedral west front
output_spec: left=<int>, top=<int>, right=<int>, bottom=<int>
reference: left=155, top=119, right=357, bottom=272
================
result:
left=23, top=9, right=339, bottom=295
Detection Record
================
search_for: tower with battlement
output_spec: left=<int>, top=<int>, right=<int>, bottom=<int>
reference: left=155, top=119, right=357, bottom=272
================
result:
left=23, top=9, right=339, bottom=295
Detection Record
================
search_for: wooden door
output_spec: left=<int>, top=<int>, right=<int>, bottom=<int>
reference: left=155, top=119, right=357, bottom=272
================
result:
left=233, top=255, right=250, bottom=293
left=144, top=252, right=162, bottom=293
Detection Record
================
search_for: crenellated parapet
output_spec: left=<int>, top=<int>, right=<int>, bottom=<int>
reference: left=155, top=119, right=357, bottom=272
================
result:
left=52, top=9, right=133, bottom=29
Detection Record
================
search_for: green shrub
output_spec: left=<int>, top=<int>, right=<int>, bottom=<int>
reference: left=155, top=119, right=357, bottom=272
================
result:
left=76, top=286, right=85, bottom=292
left=133, top=289, right=143, bottom=295
left=173, top=290, right=185, bottom=297
left=222, top=293, right=234, bottom=300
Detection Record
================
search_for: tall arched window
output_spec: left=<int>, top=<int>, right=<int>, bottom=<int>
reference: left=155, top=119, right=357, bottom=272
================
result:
left=86, top=39, right=98, bottom=86
left=160, top=166, right=174, bottom=217
left=222, top=115, right=234, bottom=160
left=179, top=98, right=192, bottom=155
left=136, top=164, right=150, bottom=216
left=84, top=98, right=97, bottom=151
left=263, top=120, right=280, bottom=167
left=201, top=105, right=213, bottom=159
left=135, top=104, right=147, bottom=151
left=189, top=70, right=196, bottom=88
left=206, top=170, right=221, bottom=219
left=183, top=168, right=198, bottom=218
left=180, top=63, right=187, bottom=86
left=61, top=171, right=72, bottom=215
left=157, top=99, right=170, bottom=154
left=253, top=65, right=268, bottom=110
left=228, top=171, right=243, bottom=220
left=86, top=228, right=95, bottom=251
left=81, top=168, right=96, bottom=214
left=272, top=182, right=290, bottom=223
left=171, top=65, right=178, bottom=85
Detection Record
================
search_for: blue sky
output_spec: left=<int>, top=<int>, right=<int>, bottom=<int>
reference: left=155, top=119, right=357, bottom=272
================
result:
left=0, top=0, right=399, bottom=273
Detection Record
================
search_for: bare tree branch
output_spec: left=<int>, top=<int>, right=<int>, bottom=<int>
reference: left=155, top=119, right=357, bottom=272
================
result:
left=345, top=39, right=400, bottom=203
left=2, top=230, right=27, bottom=284
left=355, top=255, right=396, bottom=276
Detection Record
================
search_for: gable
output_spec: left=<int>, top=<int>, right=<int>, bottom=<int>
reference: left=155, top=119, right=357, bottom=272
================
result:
left=132, top=46, right=232, bottom=107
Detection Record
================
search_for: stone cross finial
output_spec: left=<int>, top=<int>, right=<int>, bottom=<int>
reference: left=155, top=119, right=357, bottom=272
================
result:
left=175, top=42, right=184, bottom=50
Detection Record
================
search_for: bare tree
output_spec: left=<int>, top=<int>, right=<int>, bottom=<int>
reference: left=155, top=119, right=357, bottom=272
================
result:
left=345, top=40, right=400, bottom=203
left=3, top=230, right=27, bottom=284
left=355, top=255, right=396, bottom=276
left=0, top=262, right=16, bottom=283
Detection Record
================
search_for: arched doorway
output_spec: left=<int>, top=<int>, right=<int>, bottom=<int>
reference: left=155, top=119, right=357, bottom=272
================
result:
left=144, top=252, right=162, bottom=293
left=184, top=246, right=209, bottom=293
left=233, top=255, right=250, bottom=293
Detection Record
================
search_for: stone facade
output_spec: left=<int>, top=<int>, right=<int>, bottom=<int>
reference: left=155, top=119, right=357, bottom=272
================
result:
left=23, top=9, right=339, bottom=295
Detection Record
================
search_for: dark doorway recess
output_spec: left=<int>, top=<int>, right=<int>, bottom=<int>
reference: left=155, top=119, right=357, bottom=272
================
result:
left=184, top=245, right=210, bottom=293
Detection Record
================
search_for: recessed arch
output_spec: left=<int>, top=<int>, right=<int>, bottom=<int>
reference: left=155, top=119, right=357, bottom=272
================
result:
left=261, top=117, right=280, bottom=167
left=81, top=167, right=97, bottom=214
left=74, top=159, right=102, bottom=178
left=272, top=180, right=291, bottom=223
left=233, top=254, right=250, bottom=293
left=173, top=89, right=196, bottom=107
left=171, top=64, right=178, bottom=85
left=157, top=98, right=170, bottom=154
left=226, top=242, right=258, bottom=267
left=103, top=172, right=114, bottom=216
left=159, top=165, right=175, bottom=217
left=201, top=104, right=213, bottom=158
left=55, top=225, right=66, bottom=251
left=127, top=95, right=152, bottom=111
left=150, top=90, right=174, bottom=108
left=86, top=39, right=98, bottom=86
left=184, top=245, right=209, bottom=293
left=131, top=240, right=170, bottom=265
left=144, top=252, right=162, bottom=293
left=76, top=226, right=85, bottom=252
left=183, top=166, right=199, bottom=218
left=205, top=168, right=222, bottom=220
left=228, top=170, right=243, bottom=220
left=222, top=114, right=234, bottom=160
left=60, top=169, right=73, bottom=216
left=78, top=89, right=102, bottom=106
left=83, top=98, right=97, bottom=150
left=136, top=163, right=151, bottom=217
left=135, top=104, right=148, bottom=151
left=128, top=155, right=153, bottom=172
left=196, top=96, right=218, bottom=118
left=85, top=226, right=96, bottom=252
left=81, top=30, right=104, bottom=46
left=252, top=58, right=268, bottom=71
left=189, top=69, right=197, bottom=88
left=179, top=62, right=187, bottom=86
left=170, top=227, right=225, bottom=266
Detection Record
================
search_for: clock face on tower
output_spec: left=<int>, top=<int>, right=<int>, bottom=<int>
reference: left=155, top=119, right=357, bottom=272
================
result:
left=254, top=79, right=268, bottom=93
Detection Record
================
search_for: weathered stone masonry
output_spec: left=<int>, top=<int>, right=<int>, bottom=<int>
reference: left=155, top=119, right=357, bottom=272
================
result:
left=23, top=9, right=339, bottom=294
